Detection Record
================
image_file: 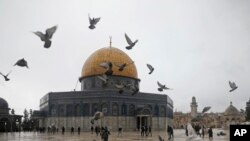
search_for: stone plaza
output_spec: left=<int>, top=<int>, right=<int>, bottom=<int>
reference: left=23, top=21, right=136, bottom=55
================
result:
left=0, top=129, right=229, bottom=141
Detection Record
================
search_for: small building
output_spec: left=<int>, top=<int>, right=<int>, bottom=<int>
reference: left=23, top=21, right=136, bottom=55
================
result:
left=0, top=97, right=22, bottom=132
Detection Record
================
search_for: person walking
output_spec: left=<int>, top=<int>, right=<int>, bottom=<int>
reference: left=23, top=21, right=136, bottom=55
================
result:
left=91, top=125, right=94, bottom=134
left=208, top=127, right=213, bottom=140
left=148, top=126, right=152, bottom=137
left=118, top=126, right=123, bottom=137
left=71, top=127, right=74, bottom=135
left=102, top=126, right=111, bottom=141
left=62, top=126, right=65, bottom=135
left=141, top=126, right=145, bottom=136
left=202, top=125, right=205, bottom=138
left=78, top=126, right=81, bottom=135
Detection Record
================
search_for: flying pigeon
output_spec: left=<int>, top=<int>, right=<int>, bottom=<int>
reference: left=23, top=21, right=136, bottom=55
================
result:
left=97, top=74, right=108, bottom=84
left=125, top=33, right=138, bottom=50
left=202, top=106, right=211, bottom=114
left=157, top=81, right=172, bottom=92
left=115, top=83, right=125, bottom=94
left=146, top=64, right=154, bottom=74
left=100, top=61, right=113, bottom=75
left=88, top=14, right=101, bottom=29
left=33, top=25, right=57, bottom=48
left=229, top=81, right=238, bottom=92
left=115, top=61, right=134, bottom=71
left=90, top=111, right=104, bottom=124
left=0, top=71, right=11, bottom=81
left=14, top=58, right=29, bottom=68
left=158, top=135, right=164, bottom=141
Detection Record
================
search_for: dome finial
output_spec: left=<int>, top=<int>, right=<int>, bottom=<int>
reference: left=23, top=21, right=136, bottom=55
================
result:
left=109, top=36, right=112, bottom=48
left=230, top=101, right=232, bottom=105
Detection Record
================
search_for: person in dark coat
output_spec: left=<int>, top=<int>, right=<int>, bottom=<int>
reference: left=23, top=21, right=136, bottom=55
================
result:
left=102, top=126, right=110, bottom=141
left=185, top=125, right=188, bottom=136
left=148, top=126, right=152, bottom=136
left=77, top=126, right=81, bottom=135
left=62, top=126, right=65, bottom=135
left=71, top=127, right=74, bottom=134
left=91, top=125, right=94, bottom=134
left=202, top=125, right=205, bottom=138
left=208, top=127, right=213, bottom=140
left=141, top=126, right=145, bottom=136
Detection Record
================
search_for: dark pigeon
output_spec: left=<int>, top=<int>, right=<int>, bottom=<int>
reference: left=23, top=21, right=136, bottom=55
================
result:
left=33, top=25, right=57, bottom=48
left=125, top=33, right=138, bottom=50
left=88, top=14, right=101, bottom=29
left=0, top=71, right=11, bottom=81
left=14, top=58, right=29, bottom=68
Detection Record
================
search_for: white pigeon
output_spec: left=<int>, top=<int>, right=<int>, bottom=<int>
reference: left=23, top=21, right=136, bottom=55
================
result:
left=88, top=14, right=101, bottom=29
left=115, top=83, right=126, bottom=94
left=157, top=81, right=172, bottom=92
left=125, top=33, right=138, bottom=50
left=146, top=64, right=154, bottom=74
left=229, top=81, right=238, bottom=92
left=97, top=74, right=108, bottom=84
left=91, top=111, right=104, bottom=124
left=33, top=25, right=57, bottom=48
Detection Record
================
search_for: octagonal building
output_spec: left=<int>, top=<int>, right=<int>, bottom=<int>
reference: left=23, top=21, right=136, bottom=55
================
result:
left=35, top=46, right=173, bottom=131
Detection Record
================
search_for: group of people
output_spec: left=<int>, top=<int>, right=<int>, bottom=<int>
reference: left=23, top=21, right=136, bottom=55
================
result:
left=140, top=125, right=152, bottom=137
left=93, top=125, right=111, bottom=141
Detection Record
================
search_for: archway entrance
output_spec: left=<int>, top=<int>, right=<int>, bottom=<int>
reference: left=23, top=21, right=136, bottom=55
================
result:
left=0, top=118, right=10, bottom=132
left=136, top=115, right=152, bottom=131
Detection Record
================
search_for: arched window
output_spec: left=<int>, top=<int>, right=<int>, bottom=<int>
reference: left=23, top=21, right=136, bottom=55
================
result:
left=92, top=103, right=98, bottom=115
left=112, top=103, right=119, bottom=116
left=58, top=104, right=64, bottom=116
left=154, top=105, right=159, bottom=116
left=121, top=104, right=127, bottom=116
left=75, top=104, right=81, bottom=116
left=101, top=103, right=108, bottom=114
left=83, top=103, right=90, bottom=116
left=66, top=104, right=73, bottom=116
left=129, top=104, right=135, bottom=116
left=160, top=106, right=166, bottom=117
left=50, top=105, right=57, bottom=116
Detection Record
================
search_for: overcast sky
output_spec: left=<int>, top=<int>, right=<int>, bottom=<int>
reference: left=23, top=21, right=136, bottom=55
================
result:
left=0, top=0, right=250, bottom=115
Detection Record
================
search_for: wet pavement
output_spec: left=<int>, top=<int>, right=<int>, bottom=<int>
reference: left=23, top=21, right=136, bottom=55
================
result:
left=0, top=129, right=229, bottom=141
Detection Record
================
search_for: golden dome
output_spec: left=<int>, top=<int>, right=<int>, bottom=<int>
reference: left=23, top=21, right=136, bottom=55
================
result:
left=81, top=47, right=138, bottom=79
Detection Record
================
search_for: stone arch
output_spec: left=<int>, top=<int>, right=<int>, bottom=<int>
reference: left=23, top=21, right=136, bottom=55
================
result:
left=112, top=103, right=119, bottom=116
left=129, top=104, right=135, bottom=116
left=0, top=117, right=11, bottom=132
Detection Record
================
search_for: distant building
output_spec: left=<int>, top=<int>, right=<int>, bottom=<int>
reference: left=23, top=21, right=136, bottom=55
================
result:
left=33, top=46, right=173, bottom=131
left=173, top=97, right=245, bottom=129
left=246, top=99, right=250, bottom=121
left=0, top=97, right=22, bottom=132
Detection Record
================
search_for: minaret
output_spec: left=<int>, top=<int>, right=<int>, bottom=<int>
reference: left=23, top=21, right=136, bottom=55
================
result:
left=190, top=96, right=198, bottom=118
